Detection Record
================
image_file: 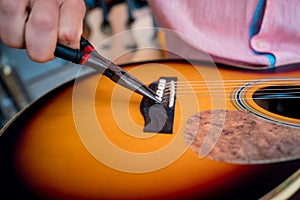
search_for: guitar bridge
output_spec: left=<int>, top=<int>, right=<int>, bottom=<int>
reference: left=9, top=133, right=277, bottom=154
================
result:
left=140, top=77, right=177, bottom=134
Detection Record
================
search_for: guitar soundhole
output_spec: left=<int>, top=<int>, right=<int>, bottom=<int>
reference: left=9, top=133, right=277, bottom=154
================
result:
left=253, top=85, right=300, bottom=120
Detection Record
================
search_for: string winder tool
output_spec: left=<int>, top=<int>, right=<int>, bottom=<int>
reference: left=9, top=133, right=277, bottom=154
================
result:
left=54, top=36, right=160, bottom=103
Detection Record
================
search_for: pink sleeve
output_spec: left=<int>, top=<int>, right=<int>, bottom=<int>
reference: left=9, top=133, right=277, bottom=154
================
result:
left=251, top=0, right=300, bottom=66
left=147, top=0, right=300, bottom=68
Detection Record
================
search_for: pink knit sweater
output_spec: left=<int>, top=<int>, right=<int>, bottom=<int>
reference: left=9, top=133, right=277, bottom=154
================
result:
left=148, top=0, right=300, bottom=68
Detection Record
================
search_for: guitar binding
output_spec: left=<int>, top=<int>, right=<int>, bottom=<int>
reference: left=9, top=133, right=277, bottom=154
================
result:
left=140, top=77, right=177, bottom=134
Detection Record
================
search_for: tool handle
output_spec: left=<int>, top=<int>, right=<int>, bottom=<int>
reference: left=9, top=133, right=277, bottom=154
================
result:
left=54, top=43, right=85, bottom=64
left=80, top=36, right=95, bottom=53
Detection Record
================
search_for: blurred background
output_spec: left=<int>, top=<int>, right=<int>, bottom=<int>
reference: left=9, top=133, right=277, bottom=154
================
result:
left=0, top=0, right=163, bottom=127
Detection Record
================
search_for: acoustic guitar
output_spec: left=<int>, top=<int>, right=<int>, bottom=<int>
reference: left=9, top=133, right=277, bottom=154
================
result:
left=0, top=60, right=299, bottom=199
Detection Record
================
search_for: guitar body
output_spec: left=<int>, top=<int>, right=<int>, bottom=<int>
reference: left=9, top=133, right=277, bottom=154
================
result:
left=0, top=60, right=299, bottom=199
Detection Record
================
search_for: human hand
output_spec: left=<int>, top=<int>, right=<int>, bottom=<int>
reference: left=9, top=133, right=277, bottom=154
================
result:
left=0, top=0, right=86, bottom=62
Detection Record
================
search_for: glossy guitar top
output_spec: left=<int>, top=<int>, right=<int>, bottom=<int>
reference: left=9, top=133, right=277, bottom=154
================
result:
left=0, top=60, right=299, bottom=200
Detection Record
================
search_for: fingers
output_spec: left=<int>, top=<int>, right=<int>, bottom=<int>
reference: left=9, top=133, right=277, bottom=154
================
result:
left=58, top=0, right=86, bottom=49
left=25, top=0, right=60, bottom=62
left=0, top=0, right=86, bottom=62
left=0, top=0, right=30, bottom=48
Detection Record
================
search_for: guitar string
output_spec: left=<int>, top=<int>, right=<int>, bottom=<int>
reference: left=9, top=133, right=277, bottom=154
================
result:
left=157, top=80, right=300, bottom=103
left=163, top=80, right=300, bottom=93
left=159, top=94, right=300, bottom=103
left=165, top=79, right=300, bottom=87
left=164, top=85, right=300, bottom=90
left=164, top=88, right=300, bottom=94
left=159, top=95, right=300, bottom=103
left=166, top=78, right=300, bottom=85
left=164, top=83, right=300, bottom=94
left=164, top=87, right=300, bottom=94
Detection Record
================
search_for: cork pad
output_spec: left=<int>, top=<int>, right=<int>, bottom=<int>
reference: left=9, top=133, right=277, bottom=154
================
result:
left=184, top=110, right=300, bottom=164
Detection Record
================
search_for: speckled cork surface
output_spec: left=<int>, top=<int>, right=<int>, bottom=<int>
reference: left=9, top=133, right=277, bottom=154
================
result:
left=184, top=110, right=300, bottom=164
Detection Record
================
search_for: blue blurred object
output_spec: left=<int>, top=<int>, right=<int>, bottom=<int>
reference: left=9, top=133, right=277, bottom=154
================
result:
left=84, top=0, right=97, bottom=7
